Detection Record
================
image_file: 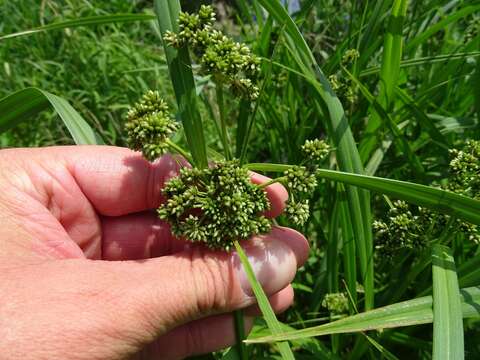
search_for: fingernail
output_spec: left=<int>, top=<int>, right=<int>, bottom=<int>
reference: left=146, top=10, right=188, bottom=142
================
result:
left=233, top=234, right=299, bottom=298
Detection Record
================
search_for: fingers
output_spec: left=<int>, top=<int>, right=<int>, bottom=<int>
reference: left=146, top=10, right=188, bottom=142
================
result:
left=143, top=314, right=254, bottom=360
left=59, top=146, right=288, bottom=217
left=80, top=227, right=307, bottom=342
left=69, top=146, right=186, bottom=216
left=4, top=227, right=307, bottom=358
left=143, top=286, right=294, bottom=359
left=250, top=172, right=288, bottom=218
left=101, top=211, right=187, bottom=260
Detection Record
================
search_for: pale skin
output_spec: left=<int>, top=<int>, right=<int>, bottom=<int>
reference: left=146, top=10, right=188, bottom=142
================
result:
left=0, top=146, right=309, bottom=360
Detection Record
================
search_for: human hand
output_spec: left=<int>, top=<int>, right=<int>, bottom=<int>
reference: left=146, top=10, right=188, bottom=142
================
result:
left=0, top=146, right=309, bottom=360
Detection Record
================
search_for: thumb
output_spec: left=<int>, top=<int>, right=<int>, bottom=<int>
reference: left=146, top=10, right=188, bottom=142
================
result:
left=6, top=227, right=307, bottom=359
left=110, top=227, right=308, bottom=334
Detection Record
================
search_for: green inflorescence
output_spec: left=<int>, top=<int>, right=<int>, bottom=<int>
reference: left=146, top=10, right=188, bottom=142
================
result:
left=374, top=140, right=480, bottom=258
left=125, top=90, right=178, bottom=162
left=448, top=139, right=480, bottom=199
left=164, top=5, right=261, bottom=100
left=285, top=199, right=310, bottom=227
left=125, top=90, right=331, bottom=249
left=157, top=160, right=272, bottom=250
left=282, top=139, right=330, bottom=226
left=328, top=48, right=360, bottom=104
left=373, top=200, right=429, bottom=257
left=302, top=139, right=331, bottom=162
left=322, top=292, right=349, bottom=315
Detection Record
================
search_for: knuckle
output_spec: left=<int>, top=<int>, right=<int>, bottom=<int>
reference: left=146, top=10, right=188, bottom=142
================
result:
left=190, top=249, right=233, bottom=315
left=183, top=323, right=206, bottom=357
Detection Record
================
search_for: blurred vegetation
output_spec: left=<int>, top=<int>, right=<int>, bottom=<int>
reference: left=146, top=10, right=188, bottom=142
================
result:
left=0, top=0, right=173, bottom=147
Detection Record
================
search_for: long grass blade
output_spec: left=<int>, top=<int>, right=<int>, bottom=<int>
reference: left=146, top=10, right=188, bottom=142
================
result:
left=245, top=286, right=480, bottom=343
left=432, top=245, right=464, bottom=360
left=344, top=67, right=425, bottom=177
left=246, top=164, right=480, bottom=225
left=359, top=0, right=409, bottom=162
left=154, top=0, right=208, bottom=168
left=233, top=241, right=295, bottom=359
left=0, top=14, right=156, bottom=41
left=0, top=88, right=101, bottom=145
left=314, top=169, right=480, bottom=226
left=407, top=4, right=480, bottom=50
left=360, top=52, right=480, bottom=77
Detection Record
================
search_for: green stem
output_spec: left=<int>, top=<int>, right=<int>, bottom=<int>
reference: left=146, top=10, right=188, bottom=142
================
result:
left=215, top=82, right=232, bottom=160
left=233, top=309, right=248, bottom=360
left=165, top=138, right=193, bottom=163
left=258, top=176, right=287, bottom=189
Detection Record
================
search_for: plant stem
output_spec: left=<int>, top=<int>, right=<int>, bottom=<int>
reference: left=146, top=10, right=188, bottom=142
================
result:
left=215, top=82, right=232, bottom=160
left=165, top=138, right=193, bottom=163
left=233, top=309, right=248, bottom=360
left=258, top=176, right=287, bottom=189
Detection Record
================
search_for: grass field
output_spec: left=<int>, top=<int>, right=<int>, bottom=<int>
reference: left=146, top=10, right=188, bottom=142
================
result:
left=1, top=0, right=480, bottom=358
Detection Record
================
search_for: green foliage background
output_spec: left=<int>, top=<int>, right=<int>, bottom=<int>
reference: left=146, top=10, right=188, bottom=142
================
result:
left=1, top=0, right=480, bottom=358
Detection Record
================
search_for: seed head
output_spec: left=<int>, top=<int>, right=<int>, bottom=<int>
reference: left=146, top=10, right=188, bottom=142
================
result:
left=157, top=160, right=272, bottom=251
left=342, top=49, right=360, bottom=65
left=322, top=293, right=349, bottom=315
left=285, top=200, right=310, bottom=226
left=125, top=91, right=178, bottom=162
left=374, top=200, right=426, bottom=258
left=448, top=140, right=480, bottom=199
left=284, top=166, right=317, bottom=194
left=164, top=5, right=260, bottom=100
left=302, top=139, right=330, bottom=162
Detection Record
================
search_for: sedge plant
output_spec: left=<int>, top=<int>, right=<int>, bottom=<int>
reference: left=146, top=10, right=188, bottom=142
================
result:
left=126, top=5, right=330, bottom=358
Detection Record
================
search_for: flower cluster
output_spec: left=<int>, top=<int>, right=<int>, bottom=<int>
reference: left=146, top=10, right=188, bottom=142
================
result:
left=328, top=48, right=359, bottom=104
left=125, top=91, right=178, bottom=162
left=164, top=5, right=261, bottom=100
left=285, top=199, right=310, bottom=227
left=284, top=166, right=318, bottom=194
left=282, top=139, right=330, bottom=226
left=342, top=49, right=360, bottom=65
left=373, top=201, right=428, bottom=257
left=157, top=160, right=272, bottom=251
left=464, top=17, right=479, bottom=44
left=322, top=292, right=349, bottom=315
left=448, top=140, right=480, bottom=199
left=374, top=140, right=480, bottom=258
left=302, top=138, right=331, bottom=162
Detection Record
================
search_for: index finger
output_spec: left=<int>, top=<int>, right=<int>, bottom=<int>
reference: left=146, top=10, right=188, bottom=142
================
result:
left=68, top=146, right=287, bottom=217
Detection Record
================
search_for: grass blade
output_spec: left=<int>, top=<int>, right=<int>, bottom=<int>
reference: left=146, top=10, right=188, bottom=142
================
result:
left=0, top=87, right=102, bottom=145
left=246, top=164, right=480, bottom=225
left=339, top=185, right=357, bottom=309
left=344, top=67, right=425, bottom=177
left=245, top=286, right=480, bottom=343
left=360, top=51, right=480, bottom=77
left=0, top=14, right=156, bottom=41
left=407, top=4, right=480, bottom=51
left=432, top=245, right=464, bottom=360
left=314, top=169, right=480, bottom=226
left=233, top=241, right=295, bottom=359
left=154, top=0, right=208, bottom=168
left=359, top=0, right=409, bottom=162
